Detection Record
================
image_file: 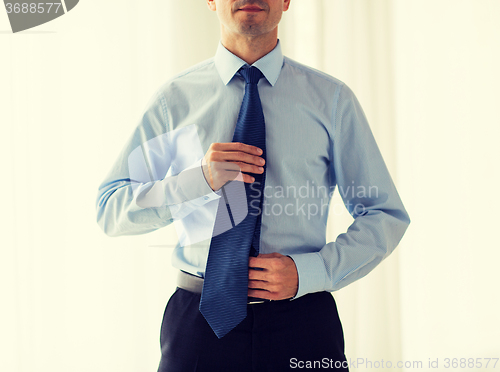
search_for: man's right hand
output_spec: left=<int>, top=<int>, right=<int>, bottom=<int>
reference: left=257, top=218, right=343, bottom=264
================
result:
left=202, top=142, right=265, bottom=191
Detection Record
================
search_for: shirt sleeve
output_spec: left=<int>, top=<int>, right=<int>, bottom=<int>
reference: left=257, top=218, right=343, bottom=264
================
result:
left=96, top=90, right=219, bottom=237
left=288, top=83, right=410, bottom=299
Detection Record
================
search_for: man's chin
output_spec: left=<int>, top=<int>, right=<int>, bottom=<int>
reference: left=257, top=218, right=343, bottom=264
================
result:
left=237, top=26, right=267, bottom=37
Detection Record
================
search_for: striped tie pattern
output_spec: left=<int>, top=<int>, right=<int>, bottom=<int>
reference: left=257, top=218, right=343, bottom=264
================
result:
left=199, top=66, right=266, bottom=339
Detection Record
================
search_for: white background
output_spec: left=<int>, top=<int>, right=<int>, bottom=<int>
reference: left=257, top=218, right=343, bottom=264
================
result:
left=1, top=1, right=499, bottom=371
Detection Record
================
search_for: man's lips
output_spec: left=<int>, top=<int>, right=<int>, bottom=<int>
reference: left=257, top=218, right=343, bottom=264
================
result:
left=238, top=6, right=264, bottom=12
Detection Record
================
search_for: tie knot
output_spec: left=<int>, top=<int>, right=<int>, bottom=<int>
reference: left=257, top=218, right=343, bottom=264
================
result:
left=239, top=66, right=263, bottom=85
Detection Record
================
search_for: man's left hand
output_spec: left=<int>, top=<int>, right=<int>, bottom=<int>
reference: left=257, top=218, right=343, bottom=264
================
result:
left=248, top=253, right=298, bottom=300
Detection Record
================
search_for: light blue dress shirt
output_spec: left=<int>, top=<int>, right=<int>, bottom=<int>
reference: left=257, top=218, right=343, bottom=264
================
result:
left=96, top=40, right=410, bottom=299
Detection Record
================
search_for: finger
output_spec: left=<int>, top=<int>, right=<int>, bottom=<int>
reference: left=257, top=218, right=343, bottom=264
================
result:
left=248, top=289, right=283, bottom=301
left=249, top=256, right=272, bottom=269
left=209, top=163, right=249, bottom=183
left=251, top=254, right=288, bottom=272
left=233, top=162, right=265, bottom=175
left=248, top=289, right=272, bottom=299
left=241, top=173, right=255, bottom=183
left=213, top=151, right=265, bottom=167
left=248, top=279, right=269, bottom=289
left=207, top=155, right=264, bottom=177
left=248, top=268, right=268, bottom=281
left=210, top=161, right=240, bottom=173
left=213, top=161, right=263, bottom=176
left=249, top=281, right=281, bottom=294
left=212, top=142, right=263, bottom=156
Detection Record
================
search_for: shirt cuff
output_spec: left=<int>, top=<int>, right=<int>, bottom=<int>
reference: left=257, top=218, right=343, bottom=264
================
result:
left=177, top=158, right=221, bottom=204
left=287, top=252, right=328, bottom=300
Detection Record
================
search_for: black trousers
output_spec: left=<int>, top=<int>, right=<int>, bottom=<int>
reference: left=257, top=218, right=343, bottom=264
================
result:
left=157, top=288, right=348, bottom=372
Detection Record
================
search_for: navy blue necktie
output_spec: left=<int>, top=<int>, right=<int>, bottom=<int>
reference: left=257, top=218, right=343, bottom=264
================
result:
left=199, top=66, right=266, bottom=339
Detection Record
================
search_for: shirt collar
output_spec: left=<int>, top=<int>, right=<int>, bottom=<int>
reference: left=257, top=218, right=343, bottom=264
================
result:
left=214, top=39, right=284, bottom=87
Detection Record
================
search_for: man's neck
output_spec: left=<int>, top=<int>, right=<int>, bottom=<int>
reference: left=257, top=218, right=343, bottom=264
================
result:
left=220, top=29, right=278, bottom=65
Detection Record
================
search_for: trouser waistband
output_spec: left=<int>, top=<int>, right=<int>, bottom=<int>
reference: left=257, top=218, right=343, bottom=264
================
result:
left=177, top=270, right=270, bottom=304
